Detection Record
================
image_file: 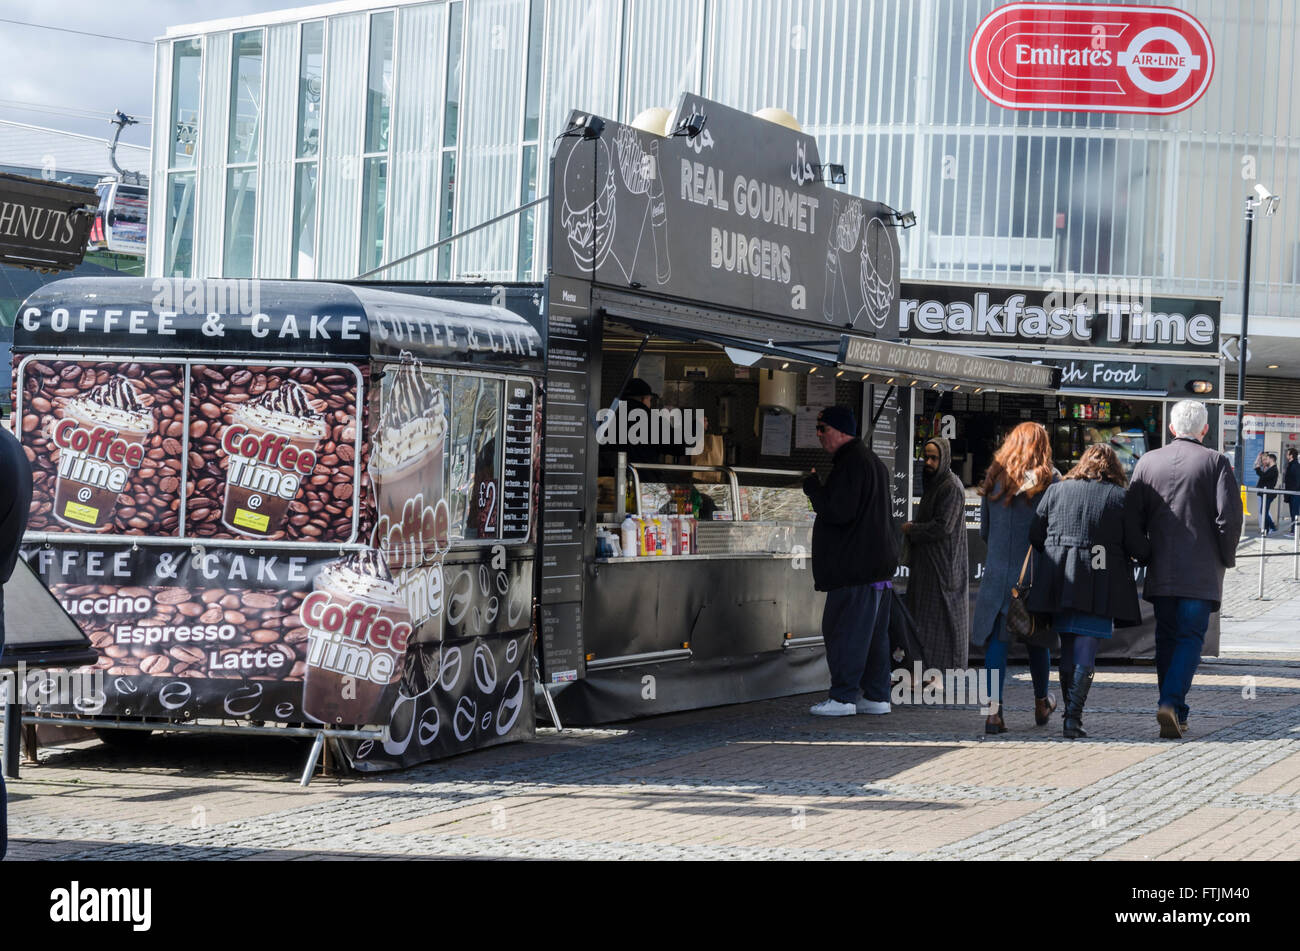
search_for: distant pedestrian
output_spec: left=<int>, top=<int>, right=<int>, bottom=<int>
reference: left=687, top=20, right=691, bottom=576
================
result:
left=1283, top=447, right=1300, bottom=530
left=903, top=436, right=969, bottom=676
left=1127, top=400, right=1242, bottom=739
left=1254, top=451, right=1278, bottom=535
left=0, top=423, right=34, bottom=861
left=1028, top=444, right=1148, bottom=738
left=972, top=422, right=1059, bottom=734
left=802, top=406, right=899, bottom=717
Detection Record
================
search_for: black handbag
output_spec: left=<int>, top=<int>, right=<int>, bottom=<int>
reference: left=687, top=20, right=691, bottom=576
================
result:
left=1006, top=548, right=1048, bottom=643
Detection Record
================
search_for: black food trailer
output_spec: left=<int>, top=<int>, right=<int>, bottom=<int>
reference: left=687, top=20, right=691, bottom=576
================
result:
left=537, top=95, right=1059, bottom=723
left=11, top=277, right=544, bottom=771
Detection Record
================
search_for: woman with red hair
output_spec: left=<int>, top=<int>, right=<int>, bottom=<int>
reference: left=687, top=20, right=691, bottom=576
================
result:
left=973, top=422, right=1058, bottom=734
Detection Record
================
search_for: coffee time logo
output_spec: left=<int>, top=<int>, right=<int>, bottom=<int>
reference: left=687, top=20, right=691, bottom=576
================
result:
left=970, top=4, right=1215, bottom=114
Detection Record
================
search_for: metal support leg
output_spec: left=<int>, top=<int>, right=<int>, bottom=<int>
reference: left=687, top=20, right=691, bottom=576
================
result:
left=534, top=666, right=564, bottom=732
left=2, top=698, right=20, bottom=781
left=1258, top=530, right=1270, bottom=600
left=1293, top=522, right=1298, bottom=582
left=22, top=723, right=39, bottom=765
left=300, top=731, right=326, bottom=788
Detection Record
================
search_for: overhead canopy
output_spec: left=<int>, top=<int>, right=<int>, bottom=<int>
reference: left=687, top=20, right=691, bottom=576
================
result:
left=13, top=277, right=545, bottom=372
left=597, top=288, right=1060, bottom=394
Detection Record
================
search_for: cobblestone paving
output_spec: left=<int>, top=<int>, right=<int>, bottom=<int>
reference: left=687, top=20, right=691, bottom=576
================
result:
left=6, top=654, right=1298, bottom=860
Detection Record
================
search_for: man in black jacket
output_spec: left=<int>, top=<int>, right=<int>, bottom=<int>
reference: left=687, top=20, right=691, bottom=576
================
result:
left=1128, top=400, right=1241, bottom=739
left=1285, top=447, right=1300, bottom=529
left=802, top=406, right=899, bottom=716
left=1, top=422, right=34, bottom=860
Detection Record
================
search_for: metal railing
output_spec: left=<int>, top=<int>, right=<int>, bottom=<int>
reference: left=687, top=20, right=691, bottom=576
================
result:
left=1238, top=487, right=1300, bottom=600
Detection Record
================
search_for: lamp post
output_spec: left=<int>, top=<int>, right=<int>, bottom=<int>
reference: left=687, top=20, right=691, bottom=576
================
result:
left=1233, top=185, right=1279, bottom=477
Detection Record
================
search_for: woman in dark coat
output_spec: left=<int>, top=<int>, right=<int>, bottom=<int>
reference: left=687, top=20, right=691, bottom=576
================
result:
left=903, top=436, right=969, bottom=674
left=971, top=422, right=1058, bottom=734
left=1029, top=444, right=1149, bottom=738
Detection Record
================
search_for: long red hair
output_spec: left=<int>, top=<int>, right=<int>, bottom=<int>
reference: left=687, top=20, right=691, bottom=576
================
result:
left=979, top=421, right=1054, bottom=505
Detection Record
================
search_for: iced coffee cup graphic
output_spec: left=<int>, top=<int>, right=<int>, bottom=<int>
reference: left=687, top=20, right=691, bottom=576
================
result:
left=369, top=351, right=447, bottom=534
left=301, top=550, right=413, bottom=725
left=51, top=376, right=154, bottom=531
left=220, top=381, right=328, bottom=538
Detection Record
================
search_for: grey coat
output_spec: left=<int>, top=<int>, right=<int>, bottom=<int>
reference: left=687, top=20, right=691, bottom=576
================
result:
left=971, top=480, right=1053, bottom=648
left=1126, top=437, right=1243, bottom=610
left=905, top=437, right=969, bottom=669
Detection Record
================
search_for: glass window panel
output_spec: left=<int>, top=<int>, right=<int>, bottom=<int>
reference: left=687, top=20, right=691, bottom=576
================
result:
left=169, top=39, right=202, bottom=169
left=437, top=150, right=456, bottom=279
left=359, top=156, right=389, bottom=274
left=291, top=162, right=318, bottom=279
left=164, top=171, right=196, bottom=276
left=365, top=12, right=395, bottom=153
left=448, top=376, right=502, bottom=541
left=522, top=0, right=544, bottom=141
left=516, top=144, right=537, bottom=279
left=443, top=2, right=464, bottom=148
left=296, top=21, right=325, bottom=158
left=223, top=166, right=258, bottom=278
left=228, top=31, right=264, bottom=164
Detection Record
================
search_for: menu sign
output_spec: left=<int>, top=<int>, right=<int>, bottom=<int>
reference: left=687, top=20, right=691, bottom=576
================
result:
left=550, top=94, right=900, bottom=333
left=538, top=277, right=594, bottom=681
left=869, top=384, right=911, bottom=523
left=0, top=172, right=97, bottom=272
left=502, top=379, right=536, bottom=539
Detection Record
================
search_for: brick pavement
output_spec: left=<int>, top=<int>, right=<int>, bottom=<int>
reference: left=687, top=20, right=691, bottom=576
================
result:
left=5, top=654, right=1298, bottom=860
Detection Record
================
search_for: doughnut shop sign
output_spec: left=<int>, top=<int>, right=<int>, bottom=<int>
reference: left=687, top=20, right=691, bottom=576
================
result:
left=969, top=3, right=1214, bottom=114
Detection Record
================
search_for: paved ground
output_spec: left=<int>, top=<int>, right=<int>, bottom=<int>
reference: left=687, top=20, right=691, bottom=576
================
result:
left=5, top=529, right=1297, bottom=862
left=6, top=649, right=1298, bottom=861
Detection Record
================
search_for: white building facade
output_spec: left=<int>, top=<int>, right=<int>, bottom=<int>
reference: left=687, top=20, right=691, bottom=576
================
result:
left=148, top=0, right=1300, bottom=353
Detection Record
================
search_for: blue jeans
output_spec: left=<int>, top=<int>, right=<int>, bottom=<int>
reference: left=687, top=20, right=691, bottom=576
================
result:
left=822, top=584, right=890, bottom=704
left=1152, top=597, right=1213, bottom=722
left=1259, top=495, right=1276, bottom=533
left=982, top=614, right=1051, bottom=706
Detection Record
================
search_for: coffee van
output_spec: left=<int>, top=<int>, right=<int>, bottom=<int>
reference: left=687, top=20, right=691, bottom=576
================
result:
left=11, top=277, right=544, bottom=771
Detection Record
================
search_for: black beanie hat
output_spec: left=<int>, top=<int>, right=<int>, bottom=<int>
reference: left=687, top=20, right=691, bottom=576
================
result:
left=818, top=405, right=858, bottom=438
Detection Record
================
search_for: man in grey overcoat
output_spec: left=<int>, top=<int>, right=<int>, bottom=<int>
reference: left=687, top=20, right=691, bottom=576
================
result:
left=1127, top=400, right=1242, bottom=739
left=903, top=436, right=969, bottom=674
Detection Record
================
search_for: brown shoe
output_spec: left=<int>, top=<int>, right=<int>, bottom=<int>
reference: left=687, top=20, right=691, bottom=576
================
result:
left=985, top=705, right=1008, bottom=734
left=1157, top=705, right=1183, bottom=739
left=1034, top=694, right=1058, bottom=726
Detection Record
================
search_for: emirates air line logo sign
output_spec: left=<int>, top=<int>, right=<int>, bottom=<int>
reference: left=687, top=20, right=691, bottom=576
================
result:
left=969, top=3, right=1214, bottom=114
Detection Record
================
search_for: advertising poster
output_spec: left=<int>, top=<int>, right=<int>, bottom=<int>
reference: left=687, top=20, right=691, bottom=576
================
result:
left=20, top=543, right=534, bottom=762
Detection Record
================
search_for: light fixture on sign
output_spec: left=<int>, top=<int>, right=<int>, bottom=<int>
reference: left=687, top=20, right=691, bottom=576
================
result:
left=560, top=114, right=605, bottom=140
left=1267, top=364, right=1280, bottom=370
left=781, top=362, right=790, bottom=370
left=811, top=163, right=847, bottom=185
left=669, top=111, right=707, bottom=140
left=1187, top=381, right=1213, bottom=394
left=835, top=370, right=844, bottom=377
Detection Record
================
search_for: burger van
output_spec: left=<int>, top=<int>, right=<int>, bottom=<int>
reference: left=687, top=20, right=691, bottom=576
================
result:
left=11, top=278, right=544, bottom=773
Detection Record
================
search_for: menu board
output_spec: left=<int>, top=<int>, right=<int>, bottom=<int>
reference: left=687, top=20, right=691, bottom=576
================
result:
left=869, top=384, right=911, bottom=523
left=502, top=379, right=536, bottom=539
left=538, top=277, right=593, bottom=682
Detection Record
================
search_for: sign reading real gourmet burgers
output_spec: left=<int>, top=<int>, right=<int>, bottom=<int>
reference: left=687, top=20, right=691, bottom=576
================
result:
left=970, top=3, right=1215, bottom=115
left=894, top=282, right=1220, bottom=354
left=550, top=94, right=901, bottom=333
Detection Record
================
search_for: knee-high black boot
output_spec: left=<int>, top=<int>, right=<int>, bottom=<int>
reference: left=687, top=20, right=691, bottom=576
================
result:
left=1058, top=660, right=1074, bottom=713
left=1062, top=666, right=1094, bottom=739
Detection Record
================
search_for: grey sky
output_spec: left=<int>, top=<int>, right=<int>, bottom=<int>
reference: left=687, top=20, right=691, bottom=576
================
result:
left=0, top=1, right=297, bottom=148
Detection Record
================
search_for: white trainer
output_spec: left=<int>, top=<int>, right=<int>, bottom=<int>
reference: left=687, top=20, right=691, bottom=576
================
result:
left=809, top=698, right=857, bottom=717
left=856, top=699, right=891, bottom=715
